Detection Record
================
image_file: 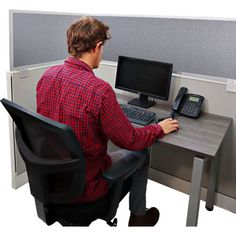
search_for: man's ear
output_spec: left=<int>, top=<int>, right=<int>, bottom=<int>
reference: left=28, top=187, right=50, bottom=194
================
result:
left=92, top=42, right=104, bottom=55
left=96, top=41, right=104, bottom=49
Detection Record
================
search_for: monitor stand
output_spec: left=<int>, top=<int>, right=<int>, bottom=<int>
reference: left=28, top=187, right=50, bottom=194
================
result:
left=128, top=94, right=156, bottom=108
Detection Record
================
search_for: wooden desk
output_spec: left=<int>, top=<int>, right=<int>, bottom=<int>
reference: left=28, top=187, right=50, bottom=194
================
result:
left=160, top=113, right=232, bottom=226
left=117, top=94, right=232, bottom=226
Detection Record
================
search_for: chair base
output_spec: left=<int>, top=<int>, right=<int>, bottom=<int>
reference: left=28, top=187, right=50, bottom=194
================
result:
left=58, top=217, right=118, bottom=226
left=58, top=219, right=92, bottom=226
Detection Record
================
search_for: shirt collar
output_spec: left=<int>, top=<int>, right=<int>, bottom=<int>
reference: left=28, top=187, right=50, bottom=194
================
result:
left=64, top=56, right=94, bottom=74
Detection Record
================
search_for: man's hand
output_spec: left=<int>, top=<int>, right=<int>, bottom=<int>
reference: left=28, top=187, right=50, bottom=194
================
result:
left=158, top=118, right=179, bottom=134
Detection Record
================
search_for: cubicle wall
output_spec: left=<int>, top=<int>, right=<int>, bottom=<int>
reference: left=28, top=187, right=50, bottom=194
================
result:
left=7, top=62, right=236, bottom=212
left=11, top=10, right=236, bottom=80
left=7, top=10, right=236, bottom=212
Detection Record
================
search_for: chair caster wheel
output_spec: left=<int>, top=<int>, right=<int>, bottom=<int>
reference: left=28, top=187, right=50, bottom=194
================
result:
left=206, top=206, right=213, bottom=211
left=107, top=218, right=117, bottom=226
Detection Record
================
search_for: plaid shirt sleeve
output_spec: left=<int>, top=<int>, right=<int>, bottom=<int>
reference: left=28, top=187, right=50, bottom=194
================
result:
left=100, top=85, right=164, bottom=150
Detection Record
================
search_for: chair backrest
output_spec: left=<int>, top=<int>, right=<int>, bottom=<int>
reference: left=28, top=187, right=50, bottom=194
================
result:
left=1, top=98, right=86, bottom=204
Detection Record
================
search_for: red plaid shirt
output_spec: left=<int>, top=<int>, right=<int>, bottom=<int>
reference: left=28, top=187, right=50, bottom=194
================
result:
left=36, top=57, right=164, bottom=203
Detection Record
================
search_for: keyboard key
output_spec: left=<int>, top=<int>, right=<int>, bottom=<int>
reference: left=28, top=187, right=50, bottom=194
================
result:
left=120, top=104, right=156, bottom=126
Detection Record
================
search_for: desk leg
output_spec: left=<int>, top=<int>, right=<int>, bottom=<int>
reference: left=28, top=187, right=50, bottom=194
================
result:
left=205, top=148, right=221, bottom=211
left=186, top=156, right=206, bottom=226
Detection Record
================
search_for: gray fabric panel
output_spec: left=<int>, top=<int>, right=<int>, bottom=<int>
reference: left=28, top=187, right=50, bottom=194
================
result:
left=11, top=12, right=236, bottom=79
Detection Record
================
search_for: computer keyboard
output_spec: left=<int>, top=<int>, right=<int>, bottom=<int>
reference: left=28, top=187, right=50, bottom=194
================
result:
left=120, top=104, right=156, bottom=126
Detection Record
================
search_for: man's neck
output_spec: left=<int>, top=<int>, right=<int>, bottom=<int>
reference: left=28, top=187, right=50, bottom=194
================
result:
left=78, top=54, right=94, bottom=69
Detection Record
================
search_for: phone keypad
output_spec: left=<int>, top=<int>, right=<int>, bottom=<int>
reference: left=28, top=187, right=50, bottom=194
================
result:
left=182, top=103, right=199, bottom=116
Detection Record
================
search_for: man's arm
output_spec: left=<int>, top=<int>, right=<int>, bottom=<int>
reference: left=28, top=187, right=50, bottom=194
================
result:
left=99, top=85, right=164, bottom=150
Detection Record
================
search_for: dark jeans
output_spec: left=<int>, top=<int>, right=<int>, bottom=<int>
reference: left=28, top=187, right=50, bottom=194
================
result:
left=109, top=149, right=149, bottom=216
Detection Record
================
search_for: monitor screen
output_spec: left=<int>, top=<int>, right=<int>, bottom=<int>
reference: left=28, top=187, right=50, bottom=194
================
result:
left=115, top=56, right=173, bottom=108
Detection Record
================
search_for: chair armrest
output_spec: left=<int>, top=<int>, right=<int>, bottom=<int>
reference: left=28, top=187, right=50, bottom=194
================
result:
left=102, top=151, right=145, bottom=183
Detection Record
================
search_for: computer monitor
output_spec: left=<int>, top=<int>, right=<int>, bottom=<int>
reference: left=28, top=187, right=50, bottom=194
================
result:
left=115, top=56, right=173, bottom=108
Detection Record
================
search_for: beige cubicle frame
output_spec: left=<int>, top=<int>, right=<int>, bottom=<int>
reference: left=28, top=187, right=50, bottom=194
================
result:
left=6, top=61, right=236, bottom=217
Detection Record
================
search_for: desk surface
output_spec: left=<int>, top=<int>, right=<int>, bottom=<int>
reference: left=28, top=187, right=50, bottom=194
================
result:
left=117, top=94, right=232, bottom=159
left=161, top=113, right=232, bottom=158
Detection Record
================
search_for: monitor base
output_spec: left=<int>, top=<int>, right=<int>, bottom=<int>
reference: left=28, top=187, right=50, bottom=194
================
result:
left=128, top=97, right=156, bottom=108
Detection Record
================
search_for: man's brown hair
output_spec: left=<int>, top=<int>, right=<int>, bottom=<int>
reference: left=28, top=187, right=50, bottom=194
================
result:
left=67, top=16, right=111, bottom=58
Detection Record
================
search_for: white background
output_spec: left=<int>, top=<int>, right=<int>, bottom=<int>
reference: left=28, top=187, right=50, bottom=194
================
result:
left=0, top=1, right=235, bottom=235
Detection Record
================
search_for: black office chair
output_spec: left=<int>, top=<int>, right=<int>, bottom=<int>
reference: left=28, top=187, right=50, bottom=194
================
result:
left=1, top=98, right=147, bottom=226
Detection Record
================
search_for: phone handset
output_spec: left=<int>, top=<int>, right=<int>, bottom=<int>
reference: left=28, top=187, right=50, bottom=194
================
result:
left=170, top=87, right=188, bottom=118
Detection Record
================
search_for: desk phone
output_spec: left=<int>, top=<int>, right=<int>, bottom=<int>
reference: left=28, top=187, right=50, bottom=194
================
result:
left=172, top=87, right=204, bottom=118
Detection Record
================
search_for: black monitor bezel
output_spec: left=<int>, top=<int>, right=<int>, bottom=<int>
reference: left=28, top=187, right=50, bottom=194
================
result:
left=115, top=55, right=173, bottom=101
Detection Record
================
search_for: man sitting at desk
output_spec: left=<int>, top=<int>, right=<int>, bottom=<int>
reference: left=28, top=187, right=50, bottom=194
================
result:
left=36, top=16, right=179, bottom=226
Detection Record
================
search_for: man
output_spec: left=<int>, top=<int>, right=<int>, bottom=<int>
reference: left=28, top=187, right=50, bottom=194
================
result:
left=36, top=16, right=179, bottom=226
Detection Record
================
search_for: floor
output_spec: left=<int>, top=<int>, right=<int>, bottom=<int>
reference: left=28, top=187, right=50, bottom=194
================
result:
left=1, top=178, right=235, bottom=236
